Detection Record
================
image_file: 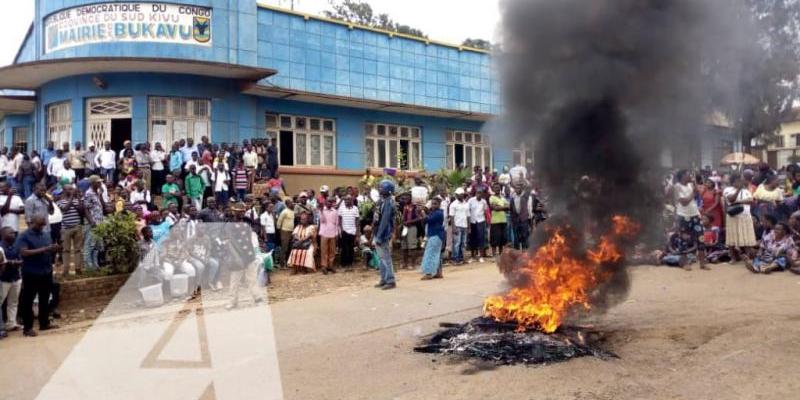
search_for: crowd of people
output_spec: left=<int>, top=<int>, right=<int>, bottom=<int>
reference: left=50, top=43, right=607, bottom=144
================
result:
left=659, top=165, right=800, bottom=275
left=0, top=137, right=545, bottom=339
left=2, top=134, right=797, bottom=340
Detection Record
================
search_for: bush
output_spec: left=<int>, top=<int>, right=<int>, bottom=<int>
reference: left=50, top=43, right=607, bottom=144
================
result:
left=92, top=213, right=140, bottom=273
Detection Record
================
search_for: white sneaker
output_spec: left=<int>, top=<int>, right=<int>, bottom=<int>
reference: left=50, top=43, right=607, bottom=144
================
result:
left=478, top=257, right=485, bottom=263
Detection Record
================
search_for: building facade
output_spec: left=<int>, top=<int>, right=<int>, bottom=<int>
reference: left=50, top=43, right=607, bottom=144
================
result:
left=758, top=119, right=800, bottom=169
left=0, top=0, right=506, bottom=192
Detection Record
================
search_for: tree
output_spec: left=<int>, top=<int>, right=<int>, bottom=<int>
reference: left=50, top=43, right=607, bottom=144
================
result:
left=323, top=0, right=427, bottom=38
left=462, top=38, right=492, bottom=51
left=719, top=0, right=800, bottom=151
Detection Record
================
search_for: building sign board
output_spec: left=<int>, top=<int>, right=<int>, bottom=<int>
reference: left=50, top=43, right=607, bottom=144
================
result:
left=44, top=3, right=212, bottom=54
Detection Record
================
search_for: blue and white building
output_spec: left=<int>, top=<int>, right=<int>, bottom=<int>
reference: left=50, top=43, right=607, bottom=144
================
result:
left=0, top=0, right=524, bottom=190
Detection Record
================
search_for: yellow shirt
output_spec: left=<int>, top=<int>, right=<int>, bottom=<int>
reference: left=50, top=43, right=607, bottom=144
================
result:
left=276, top=208, right=295, bottom=231
left=753, top=184, right=784, bottom=202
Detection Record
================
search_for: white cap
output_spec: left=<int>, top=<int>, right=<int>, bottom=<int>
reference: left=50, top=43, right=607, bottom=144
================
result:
left=320, top=185, right=329, bottom=192
left=454, top=188, right=465, bottom=195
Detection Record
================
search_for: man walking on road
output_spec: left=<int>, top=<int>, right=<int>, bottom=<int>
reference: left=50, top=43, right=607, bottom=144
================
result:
left=373, top=180, right=396, bottom=290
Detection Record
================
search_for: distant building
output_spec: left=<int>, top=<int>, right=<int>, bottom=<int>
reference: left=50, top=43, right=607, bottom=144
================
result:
left=759, top=118, right=800, bottom=169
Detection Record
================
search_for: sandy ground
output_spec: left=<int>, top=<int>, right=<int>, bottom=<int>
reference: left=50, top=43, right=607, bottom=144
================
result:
left=2, top=262, right=799, bottom=400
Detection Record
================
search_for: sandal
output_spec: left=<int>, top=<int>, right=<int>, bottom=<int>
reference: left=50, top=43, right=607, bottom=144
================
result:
left=420, top=275, right=433, bottom=280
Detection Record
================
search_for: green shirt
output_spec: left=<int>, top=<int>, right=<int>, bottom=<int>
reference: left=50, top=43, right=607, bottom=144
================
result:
left=162, top=183, right=180, bottom=207
left=489, top=195, right=508, bottom=224
left=185, top=174, right=205, bottom=199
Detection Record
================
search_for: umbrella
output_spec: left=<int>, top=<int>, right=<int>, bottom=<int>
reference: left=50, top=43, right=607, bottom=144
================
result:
left=721, top=152, right=760, bottom=165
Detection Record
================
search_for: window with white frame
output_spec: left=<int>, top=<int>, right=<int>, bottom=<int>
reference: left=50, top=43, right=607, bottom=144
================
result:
left=512, top=144, right=532, bottom=167
left=13, top=127, right=28, bottom=153
left=47, top=101, right=71, bottom=147
left=265, top=113, right=335, bottom=167
left=365, top=123, right=422, bottom=170
left=446, top=130, right=491, bottom=170
left=148, top=97, right=210, bottom=146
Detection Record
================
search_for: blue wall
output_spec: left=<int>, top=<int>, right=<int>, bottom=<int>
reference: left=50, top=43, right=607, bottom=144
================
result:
left=14, top=2, right=512, bottom=172
left=35, top=71, right=508, bottom=172
left=19, top=1, right=500, bottom=116
left=0, top=114, right=33, bottom=150
left=28, top=0, right=258, bottom=67
left=258, top=97, right=487, bottom=171
left=256, top=7, right=500, bottom=115
left=39, top=73, right=257, bottom=146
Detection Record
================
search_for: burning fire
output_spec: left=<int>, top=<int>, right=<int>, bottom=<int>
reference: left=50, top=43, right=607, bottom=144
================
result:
left=483, top=216, right=639, bottom=333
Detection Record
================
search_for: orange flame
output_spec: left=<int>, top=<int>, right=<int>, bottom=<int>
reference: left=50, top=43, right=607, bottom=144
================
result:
left=483, top=215, right=639, bottom=333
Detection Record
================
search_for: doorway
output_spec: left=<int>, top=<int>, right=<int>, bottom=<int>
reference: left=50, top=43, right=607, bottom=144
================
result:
left=111, top=119, right=132, bottom=153
left=280, top=130, right=294, bottom=166
left=85, top=97, right=132, bottom=151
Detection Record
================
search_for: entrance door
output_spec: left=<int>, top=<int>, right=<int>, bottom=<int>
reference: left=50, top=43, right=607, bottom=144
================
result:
left=280, top=130, right=294, bottom=166
left=86, top=97, right=132, bottom=151
left=111, top=119, right=132, bottom=152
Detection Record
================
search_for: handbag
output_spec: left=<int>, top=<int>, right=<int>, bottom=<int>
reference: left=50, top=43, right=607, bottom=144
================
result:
left=292, top=238, right=312, bottom=250
left=726, top=204, right=744, bottom=217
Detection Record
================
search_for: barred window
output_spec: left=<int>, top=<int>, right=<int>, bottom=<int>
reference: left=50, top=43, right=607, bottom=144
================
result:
left=148, top=97, right=211, bottom=146
left=47, top=101, right=71, bottom=148
left=265, top=113, right=336, bottom=167
left=365, top=123, right=421, bottom=170
left=446, top=130, right=491, bottom=170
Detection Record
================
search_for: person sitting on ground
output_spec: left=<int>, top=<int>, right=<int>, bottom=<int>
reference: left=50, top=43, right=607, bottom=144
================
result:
left=359, top=225, right=377, bottom=270
left=659, top=227, right=698, bottom=270
left=700, top=213, right=729, bottom=264
left=744, top=222, right=796, bottom=274
left=755, top=214, right=777, bottom=242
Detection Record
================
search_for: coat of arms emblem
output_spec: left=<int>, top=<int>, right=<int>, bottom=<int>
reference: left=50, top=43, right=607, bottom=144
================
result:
left=193, top=17, right=211, bottom=43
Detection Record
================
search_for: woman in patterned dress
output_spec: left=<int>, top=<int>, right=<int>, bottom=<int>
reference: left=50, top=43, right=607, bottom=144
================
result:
left=289, top=212, right=317, bottom=274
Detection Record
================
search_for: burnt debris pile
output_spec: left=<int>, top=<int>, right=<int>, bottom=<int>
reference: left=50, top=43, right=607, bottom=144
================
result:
left=414, top=317, right=614, bottom=365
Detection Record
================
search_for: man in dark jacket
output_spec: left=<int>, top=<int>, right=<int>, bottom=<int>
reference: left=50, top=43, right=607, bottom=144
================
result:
left=373, top=180, right=397, bottom=290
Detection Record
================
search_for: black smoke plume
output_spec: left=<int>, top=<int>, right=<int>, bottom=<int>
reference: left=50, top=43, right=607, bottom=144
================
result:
left=496, top=0, right=756, bottom=316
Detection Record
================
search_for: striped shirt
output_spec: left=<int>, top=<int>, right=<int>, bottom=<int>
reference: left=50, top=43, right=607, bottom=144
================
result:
left=57, top=198, right=82, bottom=229
left=233, top=168, right=248, bottom=190
left=338, top=204, right=360, bottom=235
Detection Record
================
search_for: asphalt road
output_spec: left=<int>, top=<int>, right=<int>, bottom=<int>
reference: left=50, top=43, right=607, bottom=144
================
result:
left=2, top=263, right=799, bottom=400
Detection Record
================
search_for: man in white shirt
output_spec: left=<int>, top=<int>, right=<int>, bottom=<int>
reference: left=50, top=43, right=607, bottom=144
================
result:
left=243, top=145, right=259, bottom=170
left=510, top=164, right=528, bottom=186
left=57, top=161, right=77, bottom=185
left=466, top=189, right=489, bottom=263
left=338, top=195, right=360, bottom=267
left=183, top=152, right=201, bottom=172
left=47, top=149, right=67, bottom=183
left=95, top=142, right=117, bottom=183
left=449, top=188, right=470, bottom=264
left=212, top=163, right=230, bottom=208
left=0, top=149, right=9, bottom=181
left=0, top=182, right=24, bottom=232
left=180, top=138, right=199, bottom=165
left=6, top=149, right=22, bottom=190
left=410, top=177, right=429, bottom=206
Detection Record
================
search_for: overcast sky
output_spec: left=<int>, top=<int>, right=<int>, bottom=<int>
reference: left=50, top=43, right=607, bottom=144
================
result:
left=0, top=0, right=501, bottom=67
